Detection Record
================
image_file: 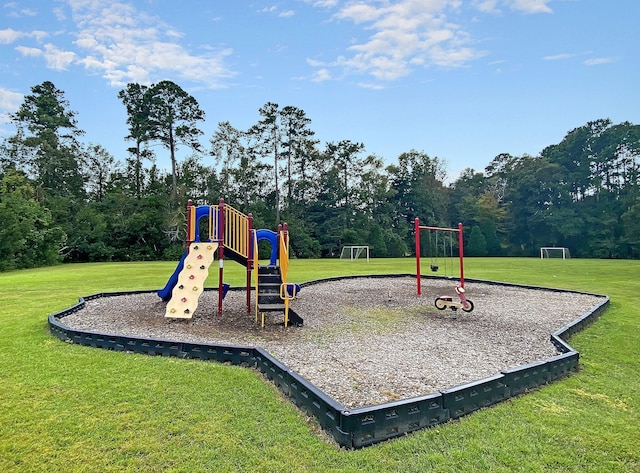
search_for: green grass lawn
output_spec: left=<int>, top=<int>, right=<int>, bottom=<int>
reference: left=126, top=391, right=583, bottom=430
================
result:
left=0, top=258, right=638, bottom=472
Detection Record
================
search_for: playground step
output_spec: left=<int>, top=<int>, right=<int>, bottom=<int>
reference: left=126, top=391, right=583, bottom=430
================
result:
left=258, top=275, right=281, bottom=285
left=257, top=303, right=286, bottom=312
left=259, top=294, right=282, bottom=304
left=258, top=282, right=280, bottom=293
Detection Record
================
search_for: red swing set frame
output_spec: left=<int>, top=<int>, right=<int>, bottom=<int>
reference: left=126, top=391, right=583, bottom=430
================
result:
left=414, top=218, right=465, bottom=296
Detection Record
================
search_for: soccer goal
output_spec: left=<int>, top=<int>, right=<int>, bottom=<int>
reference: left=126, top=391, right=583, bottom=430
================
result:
left=540, top=247, right=571, bottom=259
left=340, top=245, right=370, bottom=262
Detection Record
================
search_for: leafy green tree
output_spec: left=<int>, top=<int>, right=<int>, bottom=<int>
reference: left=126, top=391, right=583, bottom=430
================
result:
left=479, top=219, right=501, bottom=256
left=118, top=83, right=156, bottom=199
left=536, top=119, right=640, bottom=257
left=621, top=197, right=640, bottom=258
left=84, top=144, right=120, bottom=202
left=368, top=224, right=387, bottom=257
left=210, top=121, right=245, bottom=200
left=325, top=140, right=365, bottom=214
left=280, top=105, right=318, bottom=205
left=178, top=155, right=216, bottom=204
left=8, top=81, right=85, bottom=199
left=145, top=80, right=205, bottom=201
left=383, top=230, right=408, bottom=257
left=467, top=225, right=487, bottom=256
left=209, top=121, right=271, bottom=209
left=387, top=150, right=449, bottom=251
left=104, top=194, right=174, bottom=261
left=449, top=168, right=487, bottom=226
left=65, top=203, right=112, bottom=262
left=0, top=169, right=65, bottom=270
left=249, top=102, right=282, bottom=222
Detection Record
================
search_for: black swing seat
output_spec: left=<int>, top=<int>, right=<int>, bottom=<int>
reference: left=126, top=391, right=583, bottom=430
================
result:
left=430, top=264, right=439, bottom=272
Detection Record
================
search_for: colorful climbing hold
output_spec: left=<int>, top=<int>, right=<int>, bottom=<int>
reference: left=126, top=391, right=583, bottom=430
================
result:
left=181, top=297, right=187, bottom=302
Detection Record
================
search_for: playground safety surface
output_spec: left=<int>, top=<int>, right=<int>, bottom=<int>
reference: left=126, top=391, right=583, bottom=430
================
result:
left=56, top=276, right=605, bottom=410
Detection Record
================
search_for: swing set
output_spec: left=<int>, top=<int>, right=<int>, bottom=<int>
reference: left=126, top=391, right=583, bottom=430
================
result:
left=414, top=218, right=474, bottom=313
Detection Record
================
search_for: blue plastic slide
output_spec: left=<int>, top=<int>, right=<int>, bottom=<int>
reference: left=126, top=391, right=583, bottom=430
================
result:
left=157, top=250, right=188, bottom=301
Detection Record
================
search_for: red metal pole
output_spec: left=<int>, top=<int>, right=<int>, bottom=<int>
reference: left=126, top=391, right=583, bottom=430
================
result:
left=185, top=199, right=193, bottom=250
left=218, top=198, right=225, bottom=316
left=415, top=218, right=421, bottom=295
left=277, top=223, right=283, bottom=264
left=246, top=213, right=253, bottom=314
left=458, top=222, right=465, bottom=289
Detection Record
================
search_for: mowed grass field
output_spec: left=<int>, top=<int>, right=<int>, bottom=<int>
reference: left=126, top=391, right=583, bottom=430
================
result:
left=0, top=257, right=638, bottom=472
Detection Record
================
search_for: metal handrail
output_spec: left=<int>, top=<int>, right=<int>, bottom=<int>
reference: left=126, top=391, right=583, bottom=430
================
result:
left=278, top=229, right=291, bottom=326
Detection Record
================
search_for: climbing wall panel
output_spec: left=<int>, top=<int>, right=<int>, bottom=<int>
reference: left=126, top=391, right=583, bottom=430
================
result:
left=165, top=242, right=218, bottom=319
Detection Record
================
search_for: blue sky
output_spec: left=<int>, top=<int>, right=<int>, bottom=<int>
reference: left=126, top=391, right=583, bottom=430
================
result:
left=1, top=0, right=638, bottom=181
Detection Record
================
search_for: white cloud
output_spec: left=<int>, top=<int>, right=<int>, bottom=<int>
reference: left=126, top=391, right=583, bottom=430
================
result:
left=312, top=1, right=485, bottom=82
left=4, top=2, right=38, bottom=18
left=279, top=10, right=295, bottom=18
left=15, top=45, right=42, bottom=57
left=544, top=53, right=574, bottom=60
left=471, top=0, right=553, bottom=14
left=0, top=28, right=24, bottom=44
left=306, top=58, right=325, bottom=68
left=306, top=0, right=557, bottom=83
left=473, top=0, right=500, bottom=13
left=311, top=68, right=332, bottom=82
left=0, top=87, right=23, bottom=127
left=66, top=0, right=235, bottom=88
left=336, top=2, right=383, bottom=23
left=305, top=0, right=339, bottom=8
left=0, top=87, right=23, bottom=111
left=1, top=28, right=49, bottom=44
left=357, top=81, right=385, bottom=90
left=31, top=30, right=49, bottom=42
left=42, top=43, right=76, bottom=70
left=510, top=0, right=552, bottom=14
left=14, top=42, right=75, bottom=71
left=583, top=57, right=615, bottom=66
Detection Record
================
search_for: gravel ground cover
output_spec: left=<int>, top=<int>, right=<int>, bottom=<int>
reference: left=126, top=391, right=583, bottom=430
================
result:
left=59, top=276, right=605, bottom=409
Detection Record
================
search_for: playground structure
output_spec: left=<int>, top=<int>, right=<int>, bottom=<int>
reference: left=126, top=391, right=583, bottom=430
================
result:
left=414, top=218, right=474, bottom=313
left=50, top=273, right=609, bottom=448
left=158, top=199, right=302, bottom=327
left=46, top=211, right=610, bottom=448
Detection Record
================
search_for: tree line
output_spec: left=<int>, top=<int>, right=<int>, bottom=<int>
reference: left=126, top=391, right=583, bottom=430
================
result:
left=1, top=80, right=639, bottom=271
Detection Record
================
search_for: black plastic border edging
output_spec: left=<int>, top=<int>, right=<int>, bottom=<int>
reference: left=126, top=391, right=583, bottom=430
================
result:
left=48, top=276, right=609, bottom=449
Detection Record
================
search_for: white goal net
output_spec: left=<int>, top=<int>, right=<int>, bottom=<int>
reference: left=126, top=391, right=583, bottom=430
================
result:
left=540, top=247, right=571, bottom=259
left=340, top=245, right=370, bottom=262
